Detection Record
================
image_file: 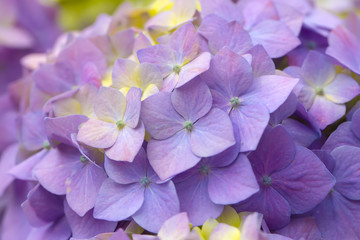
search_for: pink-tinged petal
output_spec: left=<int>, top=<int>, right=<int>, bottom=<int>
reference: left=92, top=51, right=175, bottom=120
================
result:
left=331, top=146, right=360, bottom=200
left=123, top=87, right=142, bottom=128
left=162, top=72, right=180, bottom=92
left=94, top=179, right=144, bottom=221
left=248, top=45, right=275, bottom=77
left=141, top=92, right=184, bottom=140
left=112, top=58, right=138, bottom=89
left=242, top=0, right=278, bottom=30
left=0, top=26, right=34, bottom=48
left=208, top=154, right=259, bottom=204
left=27, top=217, right=71, bottom=240
left=249, top=20, right=300, bottom=58
left=105, top=147, right=147, bottom=184
left=249, top=126, right=296, bottom=175
left=176, top=52, right=212, bottom=89
left=45, top=115, right=89, bottom=147
left=0, top=144, right=17, bottom=195
left=147, top=130, right=200, bottom=180
left=198, top=14, right=228, bottom=40
left=133, top=235, right=159, bottom=240
left=64, top=201, right=117, bottom=239
left=208, top=21, right=253, bottom=55
left=301, top=51, right=336, bottom=87
left=157, top=213, right=190, bottom=239
left=175, top=174, right=223, bottom=226
left=71, top=134, right=104, bottom=166
left=191, top=108, right=235, bottom=157
left=171, top=79, right=212, bottom=121
left=275, top=217, right=322, bottom=240
left=137, top=45, right=176, bottom=77
left=133, top=33, right=152, bottom=57
left=33, top=146, right=83, bottom=195
left=324, top=73, right=360, bottom=104
left=10, top=149, right=47, bottom=181
left=22, top=185, right=64, bottom=227
left=168, top=23, right=199, bottom=63
left=105, top=123, right=145, bottom=162
left=230, top=103, right=269, bottom=152
left=242, top=75, right=299, bottom=113
left=315, top=191, right=360, bottom=239
left=309, top=96, right=345, bottom=130
left=94, top=87, right=126, bottom=122
left=66, top=163, right=107, bottom=217
left=240, top=213, right=268, bottom=240
left=204, top=47, right=253, bottom=99
left=235, top=187, right=291, bottom=230
left=77, top=119, right=118, bottom=149
left=272, top=146, right=335, bottom=214
left=133, top=181, right=180, bottom=233
left=326, top=25, right=360, bottom=74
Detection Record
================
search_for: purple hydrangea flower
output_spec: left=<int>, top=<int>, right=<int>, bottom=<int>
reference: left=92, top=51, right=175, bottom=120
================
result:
left=137, top=23, right=211, bottom=92
left=313, top=147, right=360, bottom=239
left=141, top=79, right=235, bottom=180
left=33, top=142, right=107, bottom=217
left=201, top=47, right=298, bottom=152
left=77, top=87, right=144, bottom=162
left=33, top=38, right=107, bottom=96
left=199, top=0, right=301, bottom=58
left=234, top=126, right=335, bottom=230
left=94, top=148, right=180, bottom=233
left=174, top=145, right=259, bottom=225
left=287, top=51, right=360, bottom=129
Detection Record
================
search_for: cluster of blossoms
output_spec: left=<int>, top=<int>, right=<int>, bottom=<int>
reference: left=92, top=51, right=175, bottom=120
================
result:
left=2, top=0, right=360, bottom=239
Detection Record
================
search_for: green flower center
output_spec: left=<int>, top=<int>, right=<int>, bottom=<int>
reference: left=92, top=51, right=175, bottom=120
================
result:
left=184, top=121, right=194, bottom=132
left=80, top=155, right=88, bottom=163
left=262, top=176, right=272, bottom=186
left=43, top=141, right=51, bottom=150
left=173, top=65, right=181, bottom=74
left=315, top=87, right=324, bottom=96
left=140, top=177, right=151, bottom=187
left=200, top=164, right=210, bottom=175
left=306, top=41, right=316, bottom=50
left=230, top=97, right=241, bottom=108
left=116, top=120, right=126, bottom=129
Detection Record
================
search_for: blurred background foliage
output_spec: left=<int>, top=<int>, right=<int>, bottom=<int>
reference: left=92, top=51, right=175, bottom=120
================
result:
left=44, top=0, right=157, bottom=31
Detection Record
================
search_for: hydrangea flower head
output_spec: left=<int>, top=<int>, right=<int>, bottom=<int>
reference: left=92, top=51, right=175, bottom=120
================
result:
left=77, top=86, right=144, bottom=162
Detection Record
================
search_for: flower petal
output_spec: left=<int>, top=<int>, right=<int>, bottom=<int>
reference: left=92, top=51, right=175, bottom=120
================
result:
left=191, top=108, right=235, bottom=157
left=208, top=154, right=259, bottom=204
left=105, top=123, right=144, bottom=162
left=272, top=146, right=335, bottom=214
left=141, top=92, right=184, bottom=140
left=94, top=87, right=126, bottom=122
left=171, top=79, right=212, bottom=122
left=105, top=147, right=147, bottom=184
left=123, top=87, right=142, bottom=128
left=132, top=181, right=180, bottom=233
left=94, top=179, right=144, bottom=221
left=175, top=174, right=223, bottom=226
left=324, top=73, right=360, bottom=104
left=77, top=119, right=118, bottom=149
left=309, top=96, right=345, bottom=130
left=147, top=130, right=200, bottom=180
left=66, top=163, right=107, bottom=217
